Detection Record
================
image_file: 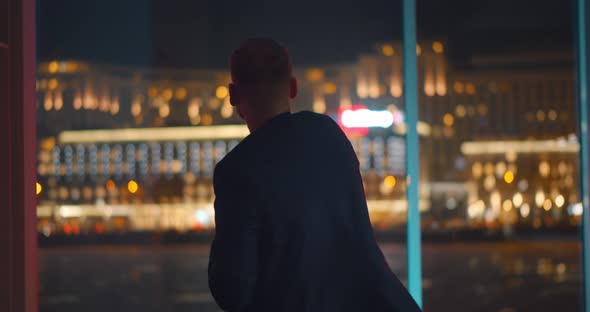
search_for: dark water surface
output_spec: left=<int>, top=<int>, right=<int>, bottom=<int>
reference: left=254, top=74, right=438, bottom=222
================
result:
left=39, top=241, right=580, bottom=312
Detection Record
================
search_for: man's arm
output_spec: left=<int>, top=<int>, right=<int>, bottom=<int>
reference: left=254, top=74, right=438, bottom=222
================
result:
left=208, top=162, right=258, bottom=311
left=322, top=114, right=422, bottom=311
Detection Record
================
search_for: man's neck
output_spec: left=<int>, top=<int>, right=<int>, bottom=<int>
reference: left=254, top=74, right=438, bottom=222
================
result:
left=247, top=108, right=290, bottom=133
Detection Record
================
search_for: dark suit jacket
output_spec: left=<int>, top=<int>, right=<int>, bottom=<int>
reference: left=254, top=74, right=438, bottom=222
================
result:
left=208, top=111, right=422, bottom=312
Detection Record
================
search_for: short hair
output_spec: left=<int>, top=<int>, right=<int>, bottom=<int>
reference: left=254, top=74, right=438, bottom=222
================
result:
left=230, top=38, right=292, bottom=88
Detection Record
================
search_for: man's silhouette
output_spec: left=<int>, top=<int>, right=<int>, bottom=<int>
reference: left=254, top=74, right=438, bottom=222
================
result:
left=208, top=38, right=422, bottom=312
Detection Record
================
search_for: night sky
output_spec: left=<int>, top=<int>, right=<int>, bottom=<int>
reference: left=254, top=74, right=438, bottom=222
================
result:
left=38, top=0, right=574, bottom=69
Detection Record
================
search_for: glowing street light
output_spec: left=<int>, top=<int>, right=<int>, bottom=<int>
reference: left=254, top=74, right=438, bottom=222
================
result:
left=36, top=182, right=42, bottom=195
left=127, top=180, right=139, bottom=194
left=503, top=171, right=515, bottom=184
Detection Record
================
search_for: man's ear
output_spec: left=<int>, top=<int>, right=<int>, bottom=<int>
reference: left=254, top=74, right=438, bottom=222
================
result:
left=289, top=77, right=298, bottom=99
left=229, top=83, right=237, bottom=106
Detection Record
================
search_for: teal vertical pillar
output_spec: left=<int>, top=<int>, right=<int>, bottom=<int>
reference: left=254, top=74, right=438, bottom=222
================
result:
left=578, top=0, right=590, bottom=311
left=402, top=0, right=422, bottom=307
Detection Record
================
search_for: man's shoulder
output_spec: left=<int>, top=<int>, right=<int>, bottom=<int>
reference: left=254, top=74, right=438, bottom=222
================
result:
left=216, top=112, right=341, bottom=174
left=224, top=111, right=335, bottom=154
left=214, top=132, right=255, bottom=176
left=215, top=141, right=245, bottom=173
left=292, top=110, right=335, bottom=124
left=293, top=111, right=347, bottom=139
left=292, top=111, right=342, bottom=136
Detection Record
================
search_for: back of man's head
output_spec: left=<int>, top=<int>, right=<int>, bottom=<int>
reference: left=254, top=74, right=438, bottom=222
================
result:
left=230, top=38, right=292, bottom=88
left=230, top=38, right=295, bottom=122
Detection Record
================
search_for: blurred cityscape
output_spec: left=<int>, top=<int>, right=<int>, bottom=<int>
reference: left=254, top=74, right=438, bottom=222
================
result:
left=35, top=41, right=582, bottom=239
left=32, top=1, right=585, bottom=311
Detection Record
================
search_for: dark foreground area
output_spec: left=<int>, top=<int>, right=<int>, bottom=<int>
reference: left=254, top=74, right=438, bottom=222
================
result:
left=39, top=241, right=581, bottom=312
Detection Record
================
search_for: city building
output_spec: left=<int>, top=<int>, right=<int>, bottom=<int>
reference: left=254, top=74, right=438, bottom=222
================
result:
left=35, top=41, right=581, bottom=236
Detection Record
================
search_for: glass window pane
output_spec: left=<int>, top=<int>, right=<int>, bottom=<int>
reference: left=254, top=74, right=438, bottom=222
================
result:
left=416, top=0, right=580, bottom=311
left=37, top=1, right=413, bottom=311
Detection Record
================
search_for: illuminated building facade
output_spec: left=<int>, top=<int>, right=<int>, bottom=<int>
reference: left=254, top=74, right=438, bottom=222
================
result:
left=35, top=41, right=580, bottom=235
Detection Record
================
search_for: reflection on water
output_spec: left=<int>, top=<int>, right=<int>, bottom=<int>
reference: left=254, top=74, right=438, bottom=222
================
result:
left=417, top=242, right=580, bottom=312
left=40, top=241, right=580, bottom=312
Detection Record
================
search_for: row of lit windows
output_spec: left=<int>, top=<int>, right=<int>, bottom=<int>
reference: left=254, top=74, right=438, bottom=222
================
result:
left=38, top=68, right=574, bottom=133
left=38, top=87, right=238, bottom=127
left=36, top=170, right=407, bottom=203
left=471, top=160, right=576, bottom=180
left=39, top=141, right=236, bottom=178
left=38, top=137, right=408, bottom=179
left=435, top=108, right=570, bottom=128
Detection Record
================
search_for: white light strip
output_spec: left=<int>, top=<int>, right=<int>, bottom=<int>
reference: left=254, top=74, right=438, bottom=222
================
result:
left=59, top=125, right=250, bottom=144
left=38, top=201, right=429, bottom=220
left=59, top=205, right=82, bottom=218
left=366, top=199, right=431, bottom=213
left=461, top=139, right=580, bottom=155
left=341, top=109, right=394, bottom=128
left=38, top=203, right=215, bottom=218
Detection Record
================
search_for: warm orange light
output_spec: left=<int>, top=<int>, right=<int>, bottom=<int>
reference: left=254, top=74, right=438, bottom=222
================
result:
left=416, top=44, right=422, bottom=56
left=148, top=87, right=158, bottom=97
left=502, top=200, right=513, bottom=212
left=44, top=92, right=53, bottom=111
left=221, top=100, right=233, bottom=119
left=305, top=69, right=324, bottom=82
left=95, top=223, right=105, bottom=234
left=36, top=182, right=42, bottom=195
left=201, top=113, right=213, bottom=126
left=188, top=99, right=200, bottom=118
left=384, top=176, right=396, bottom=188
left=215, top=86, right=229, bottom=99
left=162, top=89, right=173, bottom=101
left=424, top=81, right=435, bottom=97
left=190, top=116, right=201, bottom=125
left=453, top=82, right=464, bottom=94
left=99, top=96, right=111, bottom=112
left=390, top=81, right=402, bottom=97
left=39, top=137, right=56, bottom=151
left=312, top=97, right=326, bottom=114
left=159, top=104, right=170, bottom=118
left=543, top=198, right=552, bottom=211
left=324, top=82, right=337, bottom=94
left=382, top=44, right=394, bottom=56
left=48, top=78, right=59, bottom=90
left=432, top=41, right=444, bottom=54
left=63, top=224, right=73, bottom=235
left=131, top=102, right=142, bottom=117
left=455, top=105, right=466, bottom=118
left=54, top=92, right=64, bottom=111
left=208, top=97, right=221, bottom=110
left=465, top=83, right=476, bottom=95
left=443, top=127, right=454, bottom=137
left=443, top=113, right=454, bottom=127
left=106, top=179, right=116, bottom=191
left=110, top=97, right=120, bottom=115
left=478, top=104, right=488, bottom=116
left=135, top=115, right=144, bottom=125
left=127, top=180, right=139, bottom=194
left=175, top=88, right=188, bottom=100
left=504, top=171, right=515, bottom=184
left=48, top=61, right=59, bottom=73
left=73, top=92, right=83, bottom=110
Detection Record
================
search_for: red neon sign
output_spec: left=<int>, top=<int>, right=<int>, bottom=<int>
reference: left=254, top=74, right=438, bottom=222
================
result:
left=338, top=105, right=369, bottom=136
